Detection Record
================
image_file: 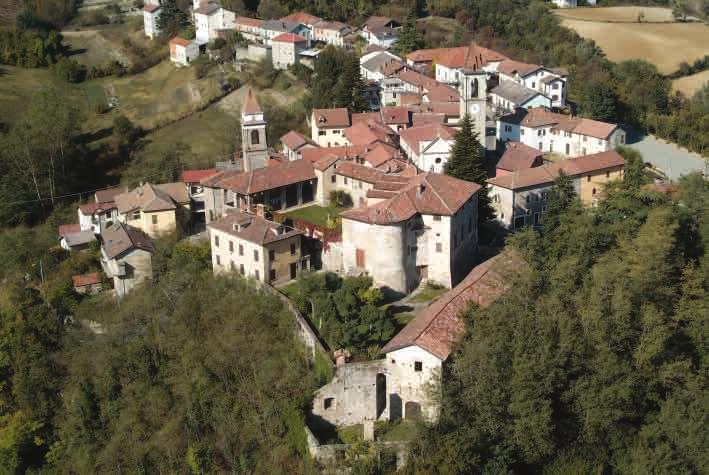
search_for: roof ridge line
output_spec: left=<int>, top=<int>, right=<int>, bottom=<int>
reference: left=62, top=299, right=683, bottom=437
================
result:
left=424, top=174, right=453, bottom=214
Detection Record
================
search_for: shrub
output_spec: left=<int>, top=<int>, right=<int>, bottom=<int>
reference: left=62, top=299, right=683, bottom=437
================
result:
left=51, top=57, right=86, bottom=83
left=329, top=190, right=353, bottom=208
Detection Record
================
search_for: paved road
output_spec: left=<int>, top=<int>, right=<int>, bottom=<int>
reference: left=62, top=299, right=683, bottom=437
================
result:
left=626, top=128, right=708, bottom=180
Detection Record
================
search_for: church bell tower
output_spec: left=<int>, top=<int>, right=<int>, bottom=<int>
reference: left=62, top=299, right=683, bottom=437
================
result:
left=459, top=68, right=488, bottom=148
left=241, top=87, right=268, bottom=171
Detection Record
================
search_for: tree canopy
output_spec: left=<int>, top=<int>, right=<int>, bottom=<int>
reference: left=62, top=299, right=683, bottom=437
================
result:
left=406, top=172, right=709, bottom=474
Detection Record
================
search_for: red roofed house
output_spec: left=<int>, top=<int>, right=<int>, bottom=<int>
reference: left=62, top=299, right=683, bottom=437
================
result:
left=341, top=172, right=482, bottom=294
left=312, top=20, right=352, bottom=47
left=487, top=149, right=625, bottom=229
left=311, top=108, right=351, bottom=147
left=235, top=16, right=263, bottom=42
left=170, top=37, right=199, bottom=67
left=280, top=130, right=318, bottom=161
left=497, top=106, right=626, bottom=158
left=495, top=141, right=544, bottom=176
left=72, top=272, right=104, bottom=295
left=208, top=208, right=308, bottom=285
left=100, top=222, right=155, bottom=297
left=497, top=59, right=568, bottom=108
left=399, top=124, right=456, bottom=173
left=279, top=11, right=322, bottom=28
left=143, top=2, right=161, bottom=39
left=312, top=250, right=521, bottom=426
left=271, top=32, right=308, bottom=69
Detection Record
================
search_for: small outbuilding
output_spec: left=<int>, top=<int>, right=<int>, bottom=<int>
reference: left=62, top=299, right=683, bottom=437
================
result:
left=170, top=37, right=200, bottom=67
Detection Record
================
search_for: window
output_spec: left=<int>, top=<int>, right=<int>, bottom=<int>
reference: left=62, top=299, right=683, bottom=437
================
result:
left=239, top=244, right=244, bottom=256
left=514, top=215, right=526, bottom=229
left=531, top=82, right=535, bottom=88
left=433, top=215, right=441, bottom=222
left=250, top=129, right=260, bottom=145
left=151, top=215, right=158, bottom=225
left=620, top=134, right=625, bottom=144
left=525, top=195, right=530, bottom=203
left=229, top=241, right=234, bottom=253
left=587, top=175, right=591, bottom=182
left=606, top=171, right=610, bottom=178
left=318, top=130, right=326, bottom=136
left=333, top=129, right=340, bottom=134
left=290, top=243, right=296, bottom=255
left=270, top=269, right=276, bottom=282
left=436, top=242, right=442, bottom=252
left=254, top=250, right=259, bottom=262
left=324, top=397, right=334, bottom=410
left=239, top=264, right=244, bottom=275
left=592, top=188, right=597, bottom=196
left=216, top=255, right=221, bottom=266
left=538, top=142, right=543, bottom=151
left=582, top=135, right=587, bottom=142
left=521, top=128, right=525, bottom=136
left=537, top=130, right=543, bottom=137
left=552, top=83, right=559, bottom=90
left=255, top=270, right=260, bottom=281
left=214, top=235, right=220, bottom=247
left=566, top=143, right=570, bottom=155
left=344, top=177, right=348, bottom=185
left=414, top=361, right=423, bottom=372
left=331, top=175, right=336, bottom=183
left=132, top=211, right=140, bottom=220
left=542, top=191, right=549, bottom=200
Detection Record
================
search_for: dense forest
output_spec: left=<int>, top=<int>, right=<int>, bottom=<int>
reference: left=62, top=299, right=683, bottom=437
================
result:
left=406, top=170, right=709, bottom=473
left=0, top=237, right=322, bottom=473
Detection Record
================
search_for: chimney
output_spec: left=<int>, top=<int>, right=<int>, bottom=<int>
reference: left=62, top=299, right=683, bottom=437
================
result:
left=255, top=203, right=266, bottom=217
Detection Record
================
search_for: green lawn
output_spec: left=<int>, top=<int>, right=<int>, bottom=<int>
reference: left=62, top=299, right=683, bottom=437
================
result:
left=374, top=421, right=418, bottom=442
left=84, top=81, right=107, bottom=109
left=408, top=282, right=448, bottom=303
left=337, top=425, right=363, bottom=444
left=282, top=205, right=346, bottom=229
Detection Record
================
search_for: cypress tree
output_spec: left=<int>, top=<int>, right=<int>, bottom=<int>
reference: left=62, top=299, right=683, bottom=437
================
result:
left=444, top=114, right=492, bottom=222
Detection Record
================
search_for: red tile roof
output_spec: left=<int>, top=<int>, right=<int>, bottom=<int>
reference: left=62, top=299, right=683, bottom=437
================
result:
left=380, top=106, right=410, bottom=125
left=301, top=144, right=368, bottom=164
left=209, top=211, right=303, bottom=245
left=182, top=169, right=218, bottom=183
left=381, top=251, right=522, bottom=359
left=341, top=172, right=481, bottom=225
left=497, top=59, right=541, bottom=77
left=363, top=143, right=399, bottom=168
left=487, top=150, right=625, bottom=190
left=235, top=16, right=263, bottom=28
left=144, top=3, right=161, bottom=13
left=344, top=120, right=396, bottom=146
left=496, top=142, right=544, bottom=173
left=280, top=130, right=317, bottom=151
left=399, top=124, right=456, bottom=153
left=272, top=32, right=307, bottom=43
left=209, top=159, right=316, bottom=194
left=280, top=11, right=322, bottom=25
left=500, top=107, right=619, bottom=139
left=397, top=69, right=439, bottom=90
left=58, top=223, right=81, bottom=237
left=411, top=113, right=446, bottom=126
left=312, top=108, right=350, bottom=128
left=170, top=37, right=192, bottom=47
left=79, top=201, right=116, bottom=215
left=72, top=272, right=102, bottom=288
left=242, top=87, right=262, bottom=114
left=407, top=42, right=507, bottom=70
left=424, top=83, right=460, bottom=102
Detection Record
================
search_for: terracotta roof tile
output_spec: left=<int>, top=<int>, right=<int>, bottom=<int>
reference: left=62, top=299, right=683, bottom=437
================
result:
left=380, top=106, right=410, bottom=124
left=500, top=107, right=618, bottom=139
left=212, top=159, right=316, bottom=194
left=182, top=169, right=218, bottom=183
left=496, top=141, right=544, bottom=173
left=381, top=250, right=522, bottom=359
left=488, top=150, right=625, bottom=189
left=312, top=108, right=350, bottom=128
left=242, top=87, right=262, bottom=114
left=170, top=37, right=192, bottom=47
left=144, top=3, right=160, bottom=13
left=101, top=223, right=154, bottom=259
left=344, top=120, right=396, bottom=146
left=272, top=32, right=307, bottom=43
left=235, top=16, right=263, bottom=27
left=279, top=11, right=321, bottom=25
left=72, top=272, right=102, bottom=287
left=95, top=187, right=125, bottom=204
left=280, top=130, right=317, bottom=151
left=497, top=59, right=541, bottom=77
left=208, top=211, right=302, bottom=245
left=58, top=223, right=81, bottom=237
left=399, top=124, right=455, bottom=153
left=79, top=201, right=116, bottom=215
left=341, top=172, right=480, bottom=224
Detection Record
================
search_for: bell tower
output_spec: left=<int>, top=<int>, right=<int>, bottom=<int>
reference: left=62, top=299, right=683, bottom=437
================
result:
left=459, top=68, right=487, bottom=148
left=241, top=87, right=268, bottom=171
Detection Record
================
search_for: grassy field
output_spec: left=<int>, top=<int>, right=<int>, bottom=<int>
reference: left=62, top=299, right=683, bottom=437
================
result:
left=0, top=67, right=60, bottom=123
left=561, top=18, right=709, bottom=74
left=100, top=61, right=223, bottom=129
left=672, top=70, right=709, bottom=96
left=555, top=6, right=676, bottom=22
left=408, top=281, right=448, bottom=303
left=282, top=205, right=345, bottom=229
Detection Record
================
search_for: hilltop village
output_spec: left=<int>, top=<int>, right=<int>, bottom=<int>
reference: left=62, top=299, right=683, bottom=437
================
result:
left=40, top=2, right=644, bottom=467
